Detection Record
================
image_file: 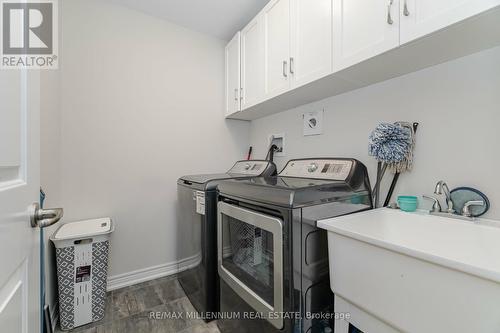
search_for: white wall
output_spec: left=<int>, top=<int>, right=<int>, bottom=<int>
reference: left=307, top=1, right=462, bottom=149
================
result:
left=40, top=0, right=62, bottom=314
left=55, top=0, right=250, bottom=280
left=40, top=69, right=61, bottom=316
left=40, top=74, right=61, bottom=209
left=249, top=46, right=500, bottom=218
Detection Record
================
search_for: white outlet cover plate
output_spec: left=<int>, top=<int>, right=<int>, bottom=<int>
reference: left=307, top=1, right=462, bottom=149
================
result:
left=303, top=110, right=323, bottom=136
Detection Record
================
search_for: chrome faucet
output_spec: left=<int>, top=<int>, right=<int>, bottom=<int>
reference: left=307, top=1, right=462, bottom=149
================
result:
left=423, top=195, right=442, bottom=213
left=434, top=181, right=455, bottom=214
left=461, top=200, right=485, bottom=218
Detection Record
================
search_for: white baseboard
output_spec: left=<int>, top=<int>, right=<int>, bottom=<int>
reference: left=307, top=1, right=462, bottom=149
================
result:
left=106, top=253, right=201, bottom=291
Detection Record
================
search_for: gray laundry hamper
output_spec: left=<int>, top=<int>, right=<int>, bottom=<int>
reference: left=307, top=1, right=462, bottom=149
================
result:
left=51, top=218, right=114, bottom=331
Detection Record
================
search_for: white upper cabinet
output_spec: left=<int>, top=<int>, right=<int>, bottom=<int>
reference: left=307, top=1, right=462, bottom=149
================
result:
left=241, top=16, right=266, bottom=109
left=225, top=32, right=241, bottom=116
left=400, top=0, right=500, bottom=44
left=264, top=0, right=291, bottom=99
left=333, top=0, right=400, bottom=72
left=290, top=0, right=333, bottom=88
left=227, top=0, right=500, bottom=119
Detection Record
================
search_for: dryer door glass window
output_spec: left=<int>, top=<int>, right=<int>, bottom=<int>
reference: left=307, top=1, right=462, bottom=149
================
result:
left=217, top=202, right=284, bottom=330
left=224, top=216, right=274, bottom=305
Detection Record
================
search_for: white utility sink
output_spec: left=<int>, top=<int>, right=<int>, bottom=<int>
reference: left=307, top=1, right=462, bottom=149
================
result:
left=318, top=208, right=500, bottom=333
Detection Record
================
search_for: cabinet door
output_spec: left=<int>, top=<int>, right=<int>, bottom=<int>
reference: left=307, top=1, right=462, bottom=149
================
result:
left=400, top=0, right=500, bottom=44
left=264, top=0, right=291, bottom=99
left=333, top=0, right=400, bottom=72
left=241, top=16, right=265, bottom=109
left=225, top=32, right=241, bottom=116
left=290, top=0, right=333, bottom=88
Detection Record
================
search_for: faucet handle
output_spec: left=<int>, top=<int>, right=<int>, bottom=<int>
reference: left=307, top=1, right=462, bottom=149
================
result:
left=461, top=200, right=484, bottom=218
left=423, top=195, right=442, bottom=213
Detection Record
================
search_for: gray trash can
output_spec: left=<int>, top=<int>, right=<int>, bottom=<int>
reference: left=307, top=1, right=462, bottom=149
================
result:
left=51, top=218, right=114, bottom=331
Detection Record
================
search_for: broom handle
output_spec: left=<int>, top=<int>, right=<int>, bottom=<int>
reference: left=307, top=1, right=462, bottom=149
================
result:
left=383, top=122, right=419, bottom=207
left=372, top=162, right=387, bottom=207
left=384, top=173, right=400, bottom=207
left=375, top=162, right=381, bottom=208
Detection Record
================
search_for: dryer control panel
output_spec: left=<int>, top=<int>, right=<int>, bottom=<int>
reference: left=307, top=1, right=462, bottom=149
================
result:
left=280, top=159, right=354, bottom=180
left=229, top=160, right=273, bottom=175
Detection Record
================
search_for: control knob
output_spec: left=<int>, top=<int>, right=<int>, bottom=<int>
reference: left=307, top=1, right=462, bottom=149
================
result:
left=307, top=163, right=318, bottom=173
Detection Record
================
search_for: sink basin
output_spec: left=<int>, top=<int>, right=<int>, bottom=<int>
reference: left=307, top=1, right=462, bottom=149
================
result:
left=318, top=208, right=500, bottom=333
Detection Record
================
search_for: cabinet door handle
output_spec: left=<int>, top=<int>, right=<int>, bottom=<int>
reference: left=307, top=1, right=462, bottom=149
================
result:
left=387, top=0, right=394, bottom=25
left=283, top=60, right=288, bottom=78
left=403, top=0, right=410, bottom=16
left=289, top=57, right=294, bottom=75
left=240, top=88, right=243, bottom=101
left=234, top=88, right=238, bottom=101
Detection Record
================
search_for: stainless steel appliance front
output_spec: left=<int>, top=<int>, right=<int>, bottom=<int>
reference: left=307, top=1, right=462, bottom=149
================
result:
left=217, top=201, right=284, bottom=329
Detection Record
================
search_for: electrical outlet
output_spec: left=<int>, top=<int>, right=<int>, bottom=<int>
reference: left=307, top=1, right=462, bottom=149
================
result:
left=303, top=110, right=323, bottom=136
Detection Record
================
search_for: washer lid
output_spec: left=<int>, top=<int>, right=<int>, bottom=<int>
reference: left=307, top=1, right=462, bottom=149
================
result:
left=178, top=160, right=277, bottom=190
left=180, top=173, right=234, bottom=185
left=52, top=218, right=112, bottom=240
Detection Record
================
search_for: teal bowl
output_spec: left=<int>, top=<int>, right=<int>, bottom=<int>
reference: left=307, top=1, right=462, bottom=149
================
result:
left=398, top=196, right=418, bottom=212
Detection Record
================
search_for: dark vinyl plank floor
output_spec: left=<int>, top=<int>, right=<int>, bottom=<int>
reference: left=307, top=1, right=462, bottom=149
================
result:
left=55, top=275, right=220, bottom=333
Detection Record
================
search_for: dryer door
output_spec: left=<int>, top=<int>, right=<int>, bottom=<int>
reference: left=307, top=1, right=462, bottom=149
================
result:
left=217, top=201, right=284, bottom=329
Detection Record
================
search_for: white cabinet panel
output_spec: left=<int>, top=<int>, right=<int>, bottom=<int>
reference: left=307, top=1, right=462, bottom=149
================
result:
left=241, top=17, right=265, bottom=109
left=225, top=32, right=240, bottom=116
left=333, top=0, right=400, bottom=72
left=400, top=0, right=500, bottom=44
left=291, top=0, right=333, bottom=88
left=264, top=0, right=291, bottom=98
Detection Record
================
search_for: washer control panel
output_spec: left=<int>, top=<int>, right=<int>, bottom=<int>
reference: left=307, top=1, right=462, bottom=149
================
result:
left=229, top=161, right=271, bottom=175
left=280, top=159, right=353, bottom=180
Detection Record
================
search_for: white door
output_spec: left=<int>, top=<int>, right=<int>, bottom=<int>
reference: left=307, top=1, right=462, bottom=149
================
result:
left=264, top=0, right=291, bottom=99
left=225, top=32, right=241, bottom=116
left=290, top=0, right=333, bottom=88
left=0, top=69, right=40, bottom=332
left=400, top=0, right=500, bottom=44
left=333, top=0, right=400, bottom=72
left=241, top=15, right=265, bottom=109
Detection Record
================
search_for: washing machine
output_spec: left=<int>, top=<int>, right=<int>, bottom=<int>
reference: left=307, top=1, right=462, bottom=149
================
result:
left=177, top=160, right=276, bottom=319
left=216, top=158, right=372, bottom=333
